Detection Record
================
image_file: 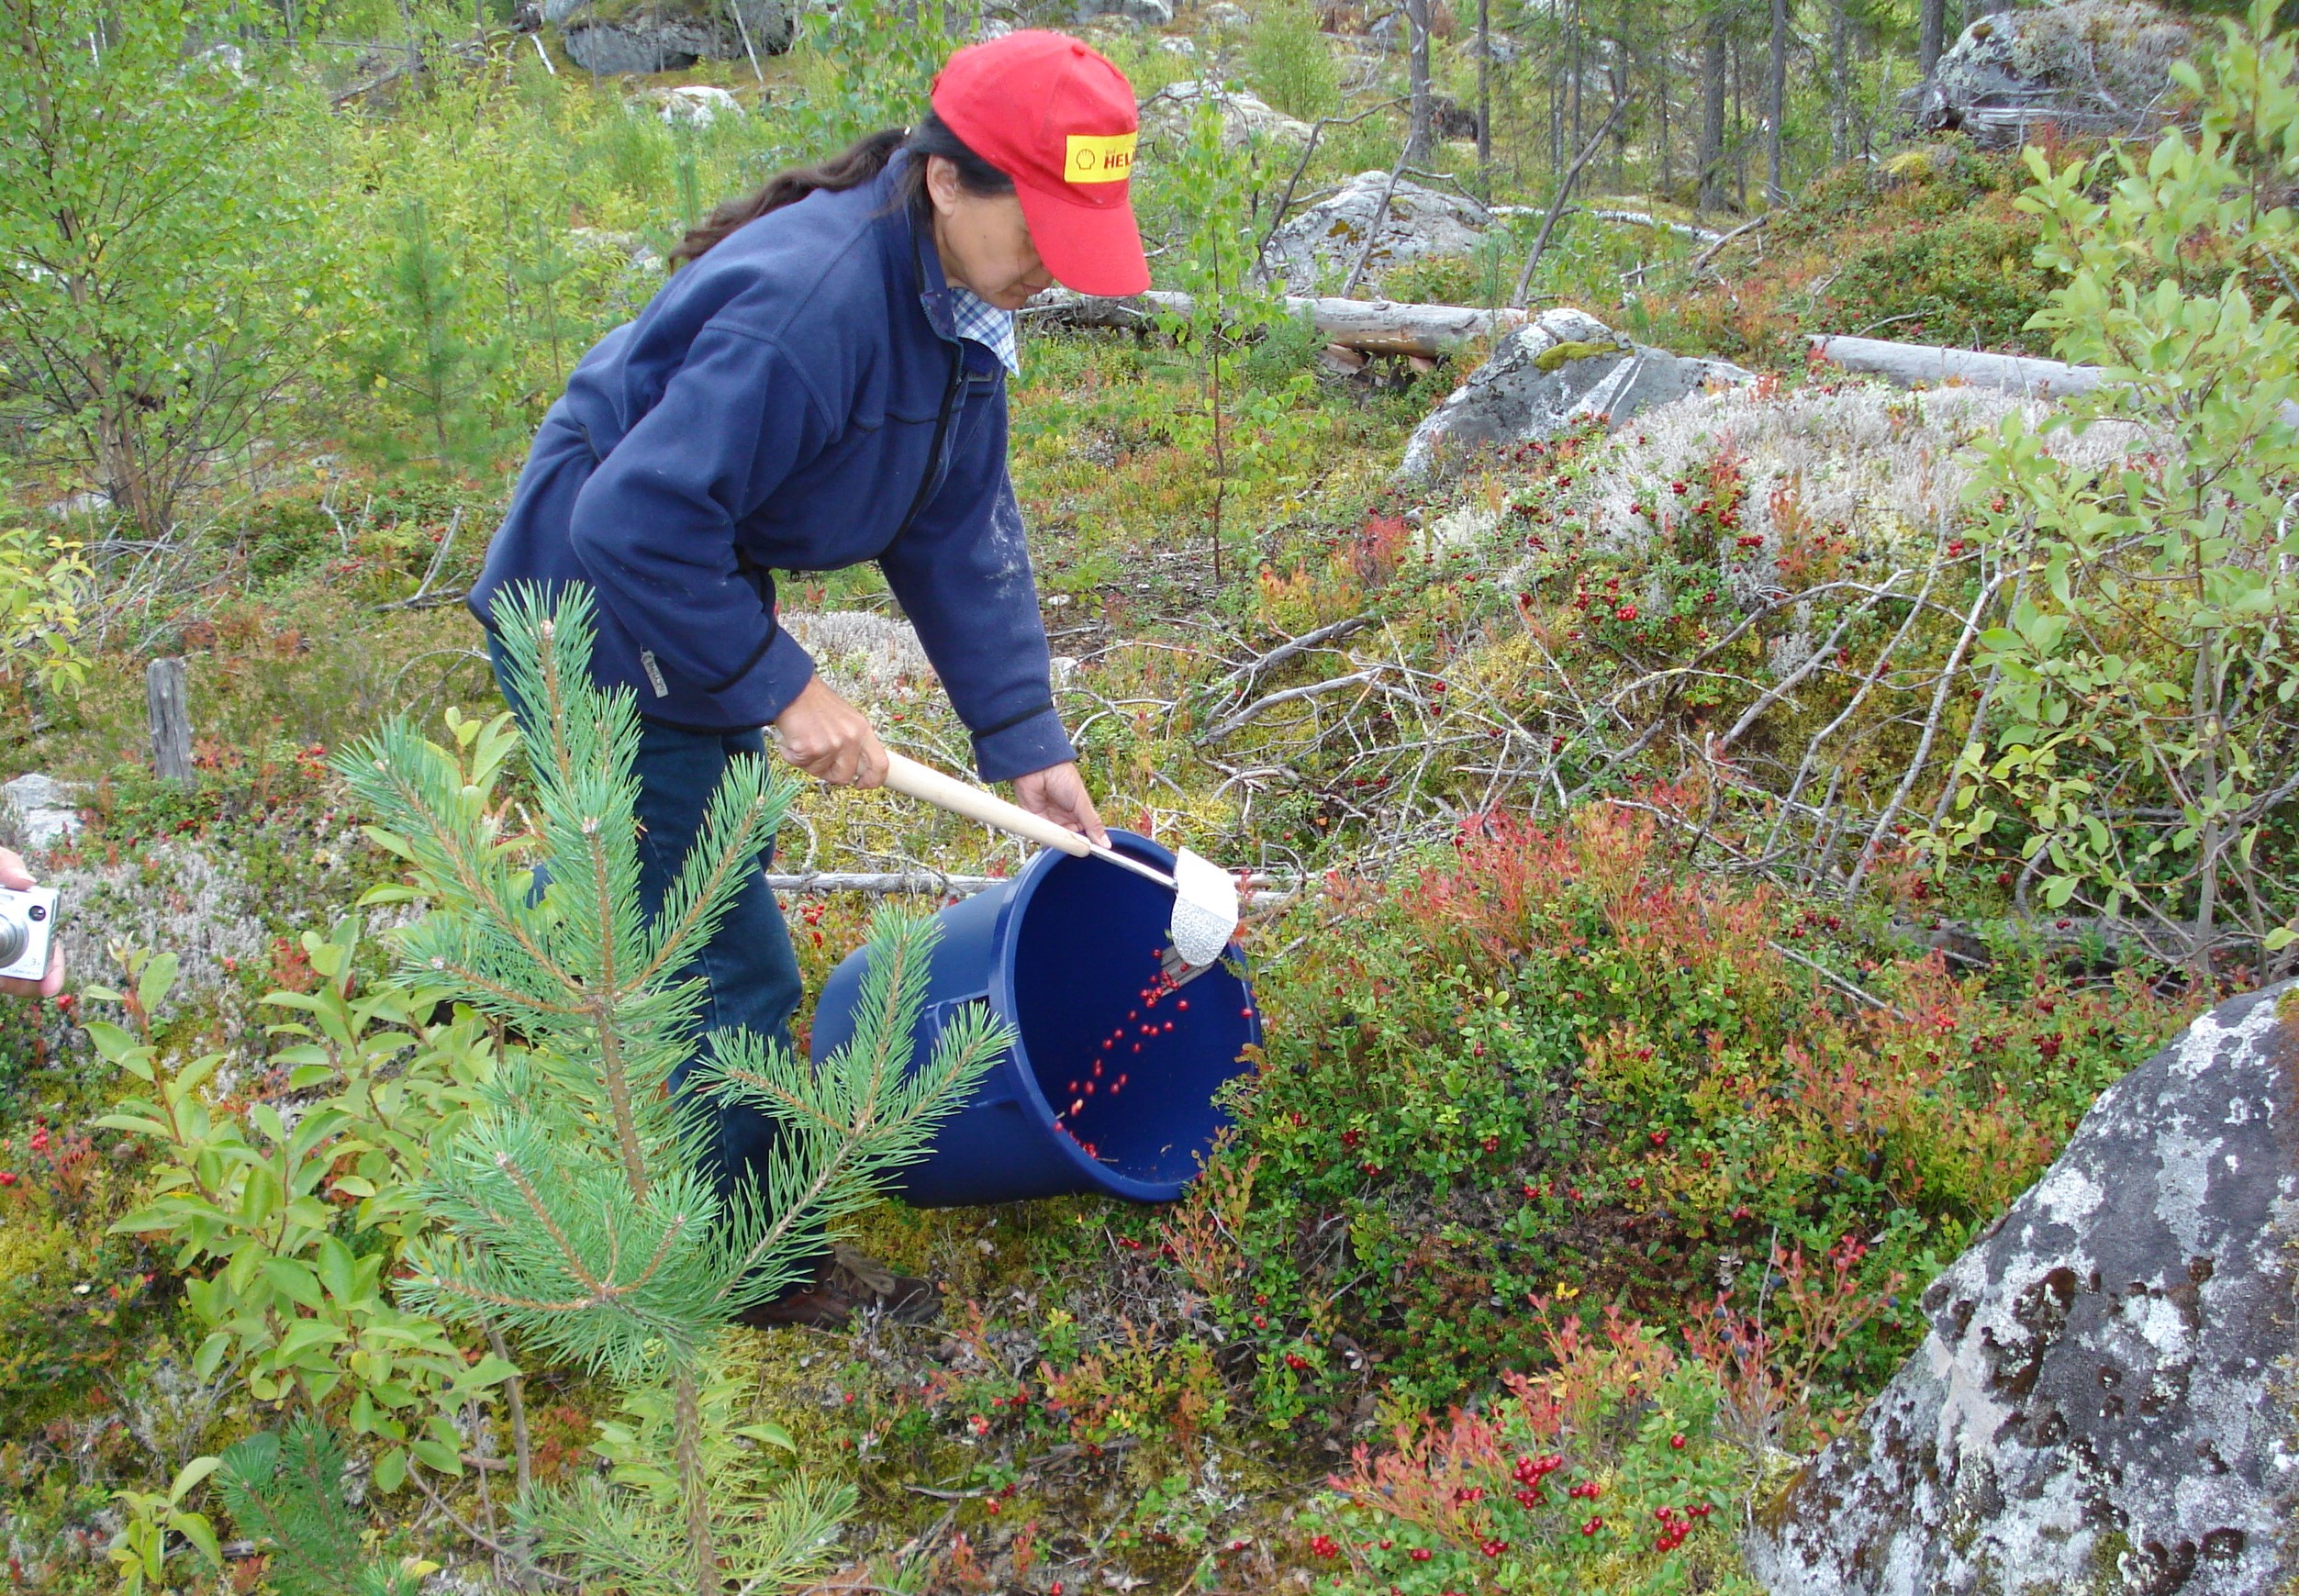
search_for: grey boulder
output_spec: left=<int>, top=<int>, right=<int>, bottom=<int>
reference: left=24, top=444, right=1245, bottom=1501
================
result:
left=1398, top=311, right=1750, bottom=481
left=1141, top=82, right=1313, bottom=153
left=1746, top=980, right=2299, bottom=1596
left=1911, top=0, right=2192, bottom=147
left=549, top=0, right=792, bottom=74
left=1266, top=170, right=1492, bottom=295
left=1077, top=0, right=1172, bottom=25
left=2, top=774, right=81, bottom=851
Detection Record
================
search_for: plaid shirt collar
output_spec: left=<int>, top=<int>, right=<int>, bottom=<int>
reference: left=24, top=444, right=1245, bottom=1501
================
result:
left=948, top=285, right=1020, bottom=376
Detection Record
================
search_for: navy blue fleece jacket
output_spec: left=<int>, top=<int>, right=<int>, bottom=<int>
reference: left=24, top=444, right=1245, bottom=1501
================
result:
left=469, top=153, right=1073, bottom=782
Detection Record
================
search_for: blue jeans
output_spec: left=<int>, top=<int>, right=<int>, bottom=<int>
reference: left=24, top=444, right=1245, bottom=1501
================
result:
left=484, top=632, right=808, bottom=1233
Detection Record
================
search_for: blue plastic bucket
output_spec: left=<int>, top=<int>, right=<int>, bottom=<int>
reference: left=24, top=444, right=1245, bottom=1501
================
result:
left=808, top=831, right=1261, bottom=1206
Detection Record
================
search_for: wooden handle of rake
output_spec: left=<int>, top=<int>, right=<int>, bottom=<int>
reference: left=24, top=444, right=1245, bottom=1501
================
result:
left=878, top=752, right=1094, bottom=859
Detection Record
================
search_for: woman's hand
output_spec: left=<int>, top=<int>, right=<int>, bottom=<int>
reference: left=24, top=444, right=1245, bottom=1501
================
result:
left=0, top=846, right=64, bottom=999
left=1011, top=762, right=1109, bottom=848
left=772, top=675, right=889, bottom=787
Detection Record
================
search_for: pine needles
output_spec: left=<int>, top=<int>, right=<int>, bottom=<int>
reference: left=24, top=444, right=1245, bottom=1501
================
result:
left=330, top=583, right=1010, bottom=1594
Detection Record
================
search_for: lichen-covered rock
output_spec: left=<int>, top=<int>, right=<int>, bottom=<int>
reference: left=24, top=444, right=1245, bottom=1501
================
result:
left=2, top=773, right=82, bottom=851
left=1398, top=311, right=1751, bottom=481
left=633, top=84, right=745, bottom=125
left=1140, top=82, right=1312, bottom=153
left=549, top=0, right=791, bottom=74
left=1746, top=981, right=2299, bottom=1596
left=1912, top=0, right=2192, bottom=148
left=1266, top=171, right=1492, bottom=295
left=1076, top=0, right=1172, bottom=26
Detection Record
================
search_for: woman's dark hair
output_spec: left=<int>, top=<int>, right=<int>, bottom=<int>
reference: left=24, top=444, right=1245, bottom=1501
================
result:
left=669, top=111, right=1013, bottom=268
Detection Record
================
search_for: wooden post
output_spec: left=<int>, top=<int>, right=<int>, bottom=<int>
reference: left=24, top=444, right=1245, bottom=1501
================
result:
left=147, top=657, right=192, bottom=783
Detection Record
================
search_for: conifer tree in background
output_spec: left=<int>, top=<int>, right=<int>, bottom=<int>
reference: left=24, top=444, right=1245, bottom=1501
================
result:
left=354, top=198, right=513, bottom=479
left=334, top=585, right=1009, bottom=1594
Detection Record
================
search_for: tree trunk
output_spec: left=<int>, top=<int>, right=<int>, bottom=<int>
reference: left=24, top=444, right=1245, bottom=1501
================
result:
left=1569, top=0, right=1583, bottom=154
left=1918, top=0, right=1946, bottom=77
left=1404, top=0, right=1433, bottom=166
left=1476, top=0, right=1490, bottom=171
left=674, top=1370, right=715, bottom=1596
left=1612, top=5, right=1631, bottom=191
left=1830, top=0, right=1849, bottom=162
left=1657, top=17, right=1672, bottom=196
left=1766, top=0, right=1787, bottom=206
left=1733, top=30, right=1747, bottom=209
left=1698, top=3, right=1728, bottom=212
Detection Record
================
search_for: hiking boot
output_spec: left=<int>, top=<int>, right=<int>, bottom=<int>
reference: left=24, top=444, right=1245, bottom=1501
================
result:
left=735, top=1244, right=941, bottom=1331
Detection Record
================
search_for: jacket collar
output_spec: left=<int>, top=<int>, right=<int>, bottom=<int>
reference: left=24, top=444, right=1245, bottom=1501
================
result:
left=882, top=150, right=960, bottom=345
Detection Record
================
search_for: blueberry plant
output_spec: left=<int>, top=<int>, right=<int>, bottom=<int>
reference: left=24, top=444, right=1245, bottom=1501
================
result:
left=1212, top=804, right=2189, bottom=1426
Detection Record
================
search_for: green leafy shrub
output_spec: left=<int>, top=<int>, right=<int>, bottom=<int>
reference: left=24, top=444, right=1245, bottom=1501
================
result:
left=94, top=925, right=512, bottom=1495
left=1935, top=0, right=2299, bottom=975
left=1219, top=803, right=2192, bottom=1423
left=0, top=0, right=332, bottom=539
left=0, top=521, right=91, bottom=705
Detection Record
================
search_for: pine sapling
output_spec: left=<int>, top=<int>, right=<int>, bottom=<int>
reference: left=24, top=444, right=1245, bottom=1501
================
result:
left=334, top=584, right=1010, bottom=1594
left=216, top=1418, right=423, bottom=1596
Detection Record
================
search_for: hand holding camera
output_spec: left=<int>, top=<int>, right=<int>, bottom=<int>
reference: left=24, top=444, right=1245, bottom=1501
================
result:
left=0, top=847, right=64, bottom=999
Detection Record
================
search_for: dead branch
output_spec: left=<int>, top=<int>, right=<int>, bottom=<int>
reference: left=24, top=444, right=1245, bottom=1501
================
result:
left=1028, top=288, right=1527, bottom=359
left=1689, top=211, right=1771, bottom=274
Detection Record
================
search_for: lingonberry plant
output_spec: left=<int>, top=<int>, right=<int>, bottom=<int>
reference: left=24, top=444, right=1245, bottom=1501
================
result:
left=1304, top=1309, right=1758, bottom=1595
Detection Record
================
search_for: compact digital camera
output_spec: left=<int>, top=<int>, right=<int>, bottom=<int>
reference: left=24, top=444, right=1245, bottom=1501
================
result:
left=0, top=884, right=59, bottom=984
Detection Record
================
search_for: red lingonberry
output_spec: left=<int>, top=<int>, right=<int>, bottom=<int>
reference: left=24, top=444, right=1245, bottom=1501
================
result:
left=1408, top=1549, right=1434, bottom=1562
left=1309, top=1535, right=1339, bottom=1558
left=1670, top=1433, right=1687, bottom=1450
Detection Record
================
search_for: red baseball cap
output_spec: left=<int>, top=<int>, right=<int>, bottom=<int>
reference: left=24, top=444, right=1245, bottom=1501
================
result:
left=932, top=30, right=1150, bottom=298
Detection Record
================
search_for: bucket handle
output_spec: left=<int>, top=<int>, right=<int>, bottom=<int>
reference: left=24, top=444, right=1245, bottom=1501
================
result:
left=925, top=993, right=1015, bottom=1109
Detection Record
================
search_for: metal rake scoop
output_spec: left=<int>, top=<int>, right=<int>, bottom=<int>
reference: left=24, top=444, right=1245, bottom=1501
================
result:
left=869, top=749, right=1240, bottom=977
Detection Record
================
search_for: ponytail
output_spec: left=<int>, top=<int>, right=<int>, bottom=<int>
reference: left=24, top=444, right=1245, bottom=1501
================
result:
left=669, top=111, right=1014, bottom=268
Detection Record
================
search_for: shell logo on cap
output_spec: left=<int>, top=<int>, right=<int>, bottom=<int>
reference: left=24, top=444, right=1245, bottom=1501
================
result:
left=1064, top=132, right=1136, bottom=183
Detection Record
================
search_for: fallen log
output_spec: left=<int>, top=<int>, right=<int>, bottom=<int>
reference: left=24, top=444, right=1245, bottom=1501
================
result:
left=1488, top=205, right=1724, bottom=244
left=1808, top=335, right=2103, bottom=398
left=766, top=868, right=1296, bottom=905
left=1026, top=287, right=1527, bottom=359
left=1810, top=333, right=2299, bottom=428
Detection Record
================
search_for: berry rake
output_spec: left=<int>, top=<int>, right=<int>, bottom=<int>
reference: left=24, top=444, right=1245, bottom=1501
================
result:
left=777, top=735, right=1240, bottom=981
